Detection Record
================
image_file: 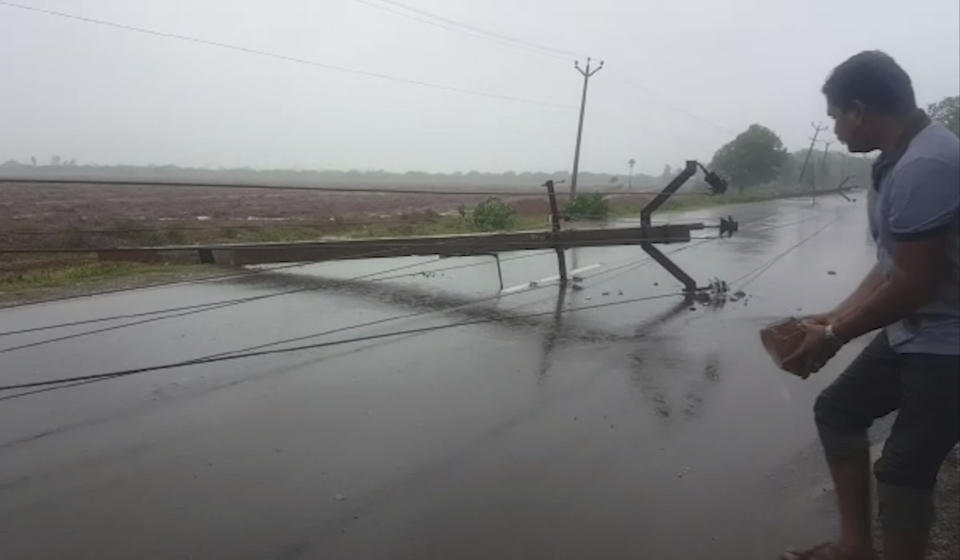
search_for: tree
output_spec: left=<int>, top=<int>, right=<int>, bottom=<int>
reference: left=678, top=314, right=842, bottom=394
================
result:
left=564, top=194, right=610, bottom=220
left=472, top=197, right=517, bottom=231
left=709, top=124, right=789, bottom=190
left=928, top=96, right=959, bottom=137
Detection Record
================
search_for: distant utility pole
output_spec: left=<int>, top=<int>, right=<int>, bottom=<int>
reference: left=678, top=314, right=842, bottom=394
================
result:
left=628, top=158, right=636, bottom=190
left=570, top=57, right=604, bottom=197
left=820, top=140, right=832, bottom=168
left=820, top=140, right=833, bottom=180
left=798, top=121, right=828, bottom=191
left=814, top=139, right=832, bottom=204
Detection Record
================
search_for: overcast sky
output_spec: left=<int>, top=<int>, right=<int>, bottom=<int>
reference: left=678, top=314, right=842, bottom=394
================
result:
left=1, top=0, right=958, bottom=175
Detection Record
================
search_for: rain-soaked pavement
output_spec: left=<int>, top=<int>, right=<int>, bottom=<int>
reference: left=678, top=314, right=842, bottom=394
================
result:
left=0, top=195, right=881, bottom=559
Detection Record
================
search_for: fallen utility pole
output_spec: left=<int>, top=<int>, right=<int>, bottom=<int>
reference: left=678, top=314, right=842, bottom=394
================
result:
left=95, top=224, right=700, bottom=266
left=86, top=161, right=732, bottom=294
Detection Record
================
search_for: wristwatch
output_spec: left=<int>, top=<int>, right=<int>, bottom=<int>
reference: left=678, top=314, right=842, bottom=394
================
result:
left=824, top=323, right=840, bottom=345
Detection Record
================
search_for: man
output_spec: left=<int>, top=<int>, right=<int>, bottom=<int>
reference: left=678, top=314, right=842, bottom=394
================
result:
left=782, top=51, right=959, bottom=560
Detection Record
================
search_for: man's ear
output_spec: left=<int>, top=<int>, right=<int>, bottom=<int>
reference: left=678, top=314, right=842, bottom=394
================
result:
left=849, top=100, right=867, bottom=126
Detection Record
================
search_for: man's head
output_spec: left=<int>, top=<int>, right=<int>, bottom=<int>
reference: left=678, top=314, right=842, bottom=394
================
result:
left=822, top=51, right=917, bottom=152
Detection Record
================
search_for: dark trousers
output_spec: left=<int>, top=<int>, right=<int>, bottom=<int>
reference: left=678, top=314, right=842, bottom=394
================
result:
left=813, top=331, right=959, bottom=530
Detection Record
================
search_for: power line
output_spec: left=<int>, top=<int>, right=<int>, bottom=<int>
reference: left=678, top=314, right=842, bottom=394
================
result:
left=0, top=233, right=732, bottom=400
left=0, top=291, right=687, bottom=394
left=0, top=238, right=723, bottom=399
left=202, top=240, right=717, bottom=360
left=0, top=1, right=573, bottom=110
left=349, top=0, right=578, bottom=61
left=0, top=261, right=318, bottom=311
left=0, top=253, right=445, bottom=353
left=0, top=232, right=704, bottom=348
left=201, top=258, right=629, bottom=361
left=0, top=299, right=240, bottom=337
left=354, top=0, right=736, bottom=143
left=0, top=255, right=631, bottom=401
left=373, top=0, right=587, bottom=59
left=732, top=215, right=842, bottom=289
left=618, top=77, right=738, bottom=136
left=0, top=250, right=555, bottom=338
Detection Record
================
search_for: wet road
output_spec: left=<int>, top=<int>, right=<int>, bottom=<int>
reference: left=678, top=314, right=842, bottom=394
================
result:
left=0, top=195, right=878, bottom=559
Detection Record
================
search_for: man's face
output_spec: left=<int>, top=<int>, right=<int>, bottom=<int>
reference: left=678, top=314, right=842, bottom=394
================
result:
left=827, top=102, right=873, bottom=153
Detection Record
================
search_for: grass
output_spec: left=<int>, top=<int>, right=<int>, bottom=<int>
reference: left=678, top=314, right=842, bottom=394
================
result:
left=0, top=259, right=219, bottom=301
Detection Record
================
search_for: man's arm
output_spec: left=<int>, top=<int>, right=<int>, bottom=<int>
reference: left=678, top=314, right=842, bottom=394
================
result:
left=782, top=236, right=947, bottom=376
left=810, top=264, right=884, bottom=323
left=783, top=156, right=957, bottom=376
left=830, top=235, right=947, bottom=343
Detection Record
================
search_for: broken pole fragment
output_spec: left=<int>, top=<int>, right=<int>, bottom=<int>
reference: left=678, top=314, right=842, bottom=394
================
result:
left=542, top=179, right=568, bottom=286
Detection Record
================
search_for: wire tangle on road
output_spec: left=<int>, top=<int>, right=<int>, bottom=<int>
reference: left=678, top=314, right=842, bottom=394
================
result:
left=0, top=213, right=795, bottom=343
left=0, top=291, right=686, bottom=395
left=732, top=215, right=844, bottom=289
left=0, top=234, right=731, bottom=401
left=0, top=208, right=851, bottom=401
left=0, top=250, right=554, bottom=338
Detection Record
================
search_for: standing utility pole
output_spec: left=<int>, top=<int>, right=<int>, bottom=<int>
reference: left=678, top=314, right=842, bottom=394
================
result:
left=798, top=121, right=828, bottom=187
left=813, top=139, right=832, bottom=204
left=570, top=57, right=604, bottom=197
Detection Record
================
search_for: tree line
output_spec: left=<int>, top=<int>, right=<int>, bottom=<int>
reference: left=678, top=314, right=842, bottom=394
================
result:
left=706, top=95, right=958, bottom=192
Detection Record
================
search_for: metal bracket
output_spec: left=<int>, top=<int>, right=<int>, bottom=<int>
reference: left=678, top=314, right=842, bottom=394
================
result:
left=639, top=160, right=730, bottom=293
left=640, top=161, right=699, bottom=226
left=640, top=241, right=698, bottom=293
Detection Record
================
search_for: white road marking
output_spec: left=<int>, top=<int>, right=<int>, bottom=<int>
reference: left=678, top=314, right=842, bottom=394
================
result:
left=500, top=264, right=602, bottom=294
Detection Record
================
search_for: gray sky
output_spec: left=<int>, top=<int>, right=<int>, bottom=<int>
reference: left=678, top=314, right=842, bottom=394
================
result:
left=2, top=0, right=958, bottom=175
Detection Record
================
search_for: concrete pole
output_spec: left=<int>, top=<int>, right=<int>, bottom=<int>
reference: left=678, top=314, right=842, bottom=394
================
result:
left=570, top=58, right=603, bottom=197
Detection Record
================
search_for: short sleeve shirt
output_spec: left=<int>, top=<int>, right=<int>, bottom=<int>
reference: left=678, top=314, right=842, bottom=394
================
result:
left=869, top=123, right=960, bottom=355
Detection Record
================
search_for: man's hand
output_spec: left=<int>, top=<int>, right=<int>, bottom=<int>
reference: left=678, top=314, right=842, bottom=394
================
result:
left=782, top=321, right=842, bottom=377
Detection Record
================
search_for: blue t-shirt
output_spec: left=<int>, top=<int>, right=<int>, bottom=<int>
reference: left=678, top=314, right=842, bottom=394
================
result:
left=869, top=122, right=960, bottom=355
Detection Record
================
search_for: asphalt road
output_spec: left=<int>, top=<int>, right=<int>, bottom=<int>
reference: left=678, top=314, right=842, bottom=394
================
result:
left=0, top=194, right=878, bottom=559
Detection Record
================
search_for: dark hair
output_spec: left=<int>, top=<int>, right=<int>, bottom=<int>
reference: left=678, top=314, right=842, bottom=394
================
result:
left=822, top=51, right=916, bottom=115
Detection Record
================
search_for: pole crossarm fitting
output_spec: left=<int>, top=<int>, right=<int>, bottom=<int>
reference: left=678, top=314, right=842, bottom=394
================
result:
left=639, top=160, right=732, bottom=293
